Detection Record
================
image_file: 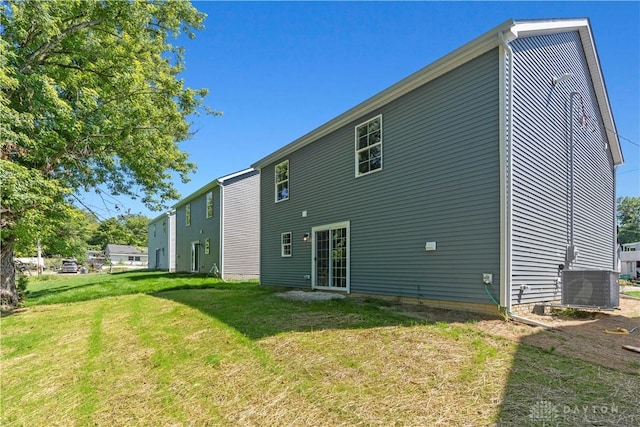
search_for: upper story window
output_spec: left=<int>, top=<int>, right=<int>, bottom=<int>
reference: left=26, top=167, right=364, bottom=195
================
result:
left=206, top=192, right=213, bottom=218
left=185, top=203, right=191, bottom=226
left=281, top=232, right=292, bottom=257
left=355, top=115, right=382, bottom=177
left=275, top=160, right=289, bottom=202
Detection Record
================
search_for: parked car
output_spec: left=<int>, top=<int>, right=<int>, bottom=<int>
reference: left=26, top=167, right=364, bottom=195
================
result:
left=60, top=259, right=79, bottom=273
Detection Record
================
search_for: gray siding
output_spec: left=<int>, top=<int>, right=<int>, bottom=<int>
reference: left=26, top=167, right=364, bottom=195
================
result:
left=147, top=216, right=169, bottom=270
left=260, top=49, right=502, bottom=304
left=175, top=187, right=222, bottom=273
left=510, top=31, right=616, bottom=305
left=222, top=171, right=260, bottom=279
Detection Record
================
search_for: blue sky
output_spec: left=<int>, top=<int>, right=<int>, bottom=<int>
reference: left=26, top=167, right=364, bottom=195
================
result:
left=83, top=1, right=639, bottom=220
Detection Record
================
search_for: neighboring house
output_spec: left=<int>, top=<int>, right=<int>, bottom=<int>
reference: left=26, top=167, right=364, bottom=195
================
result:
left=251, top=18, right=623, bottom=314
left=620, top=242, right=640, bottom=280
left=148, top=210, right=176, bottom=272
left=172, top=168, right=260, bottom=280
left=105, top=244, right=148, bottom=268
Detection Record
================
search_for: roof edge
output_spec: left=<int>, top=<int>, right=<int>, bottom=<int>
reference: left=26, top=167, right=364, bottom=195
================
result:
left=252, top=17, right=623, bottom=169
left=252, top=19, right=515, bottom=169
left=172, top=167, right=255, bottom=209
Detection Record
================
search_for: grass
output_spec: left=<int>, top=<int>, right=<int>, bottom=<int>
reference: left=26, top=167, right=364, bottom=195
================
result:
left=1, top=272, right=638, bottom=426
left=626, top=290, right=640, bottom=298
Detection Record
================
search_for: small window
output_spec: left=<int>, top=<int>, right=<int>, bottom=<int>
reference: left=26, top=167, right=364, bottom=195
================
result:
left=206, top=192, right=213, bottom=218
left=281, top=232, right=292, bottom=257
left=355, top=115, right=382, bottom=177
left=275, top=160, right=289, bottom=202
left=186, top=204, right=191, bottom=226
left=205, top=238, right=210, bottom=254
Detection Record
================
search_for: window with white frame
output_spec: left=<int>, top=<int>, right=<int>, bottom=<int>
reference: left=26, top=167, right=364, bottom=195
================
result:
left=275, top=160, right=289, bottom=202
left=206, top=192, right=213, bottom=218
left=355, top=115, right=382, bottom=177
left=281, top=232, right=292, bottom=257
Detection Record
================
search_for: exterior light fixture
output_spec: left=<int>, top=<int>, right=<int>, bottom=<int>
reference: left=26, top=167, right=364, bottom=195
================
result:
left=303, top=233, right=311, bottom=242
left=552, top=73, right=574, bottom=86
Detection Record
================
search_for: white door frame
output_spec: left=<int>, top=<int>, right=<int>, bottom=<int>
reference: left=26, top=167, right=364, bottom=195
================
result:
left=190, top=241, right=200, bottom=273
left=311, top=221, right=350, bottom=293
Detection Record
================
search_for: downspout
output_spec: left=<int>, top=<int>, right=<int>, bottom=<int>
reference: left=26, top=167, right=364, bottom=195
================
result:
left=498, top=30, right=554, bottom=330
left=219, top=183, right=224, bottom=280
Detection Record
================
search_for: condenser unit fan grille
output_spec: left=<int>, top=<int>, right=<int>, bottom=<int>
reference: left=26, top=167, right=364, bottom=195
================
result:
left=561, top=270, right=619, bottom=309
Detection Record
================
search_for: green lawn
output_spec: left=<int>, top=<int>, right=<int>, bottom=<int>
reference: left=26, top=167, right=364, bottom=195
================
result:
left=627, top=290, right=640, bottom=298
left=1, top=272, right=638, bottom=426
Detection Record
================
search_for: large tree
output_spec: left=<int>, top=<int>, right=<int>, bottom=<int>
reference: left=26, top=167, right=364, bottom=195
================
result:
left=617, top=197, right=640, bottom=245
left=89, top=213, right=149, bottom=249
left=1, top=0, right=208, bottom=308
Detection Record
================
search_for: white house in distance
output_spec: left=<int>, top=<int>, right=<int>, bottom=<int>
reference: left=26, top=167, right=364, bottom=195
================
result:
left=620, top=242, right=640, bottom=280
left=105, top=244, right=148, bottom=269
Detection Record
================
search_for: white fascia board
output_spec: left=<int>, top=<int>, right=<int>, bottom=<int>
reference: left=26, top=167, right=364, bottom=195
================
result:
left=172, top=179, right=220, bottom=209
left=252, top=19, right=516, bottom=170
left=149, top=213, right=167, bottom=224
left=252, top=18, right=623, bottom=169
left=512, top=19, right=623, bottom=165
left=510, top=18, right=590, bottom=38
left=172, top=168, right=255, bottom=209
left=216, top=168, right=255, bottom=184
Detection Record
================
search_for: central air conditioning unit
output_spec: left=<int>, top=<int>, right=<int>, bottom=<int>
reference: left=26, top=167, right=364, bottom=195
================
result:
left=561, top=270, right=619, bottom=309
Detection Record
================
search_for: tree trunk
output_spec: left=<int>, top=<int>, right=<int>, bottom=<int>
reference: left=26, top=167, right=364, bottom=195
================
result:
left=1, top=242, right=19, bottom=310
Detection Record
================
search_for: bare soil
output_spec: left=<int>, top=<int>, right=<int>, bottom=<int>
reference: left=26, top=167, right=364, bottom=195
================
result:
left=389, top=294, right=640, bottom=374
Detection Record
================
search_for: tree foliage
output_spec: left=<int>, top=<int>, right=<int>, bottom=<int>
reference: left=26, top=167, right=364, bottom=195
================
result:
left=89, top=214, right=149, bottom=249
left=1, top=0, right=209, bottom=308
left=617, top=196, right=640, bottom=245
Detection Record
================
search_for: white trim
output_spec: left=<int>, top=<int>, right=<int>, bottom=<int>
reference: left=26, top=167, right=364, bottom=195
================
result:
left=172, top=168, right=255, bottom=209
left=311, top=221, right=350, bottom=293
left=219, top=185, right=224, bottom=277
left=252, top=18, right=622, bottom=169
left=354, top=115, right=383, bottom=178
left=274, top=159, right=290, bottom=203
left=217, top=168, right=255, bottom=183
left=190, top=240, right=200, bottom=273
left=281, top=232, right=292, bottom=257
left=205, top=191, right=213, bottom=219
left=497, top=33, right=513, bottom=310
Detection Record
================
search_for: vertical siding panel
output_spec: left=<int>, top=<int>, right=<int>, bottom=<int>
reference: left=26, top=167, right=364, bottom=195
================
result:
left=222, top=171, right=260, bottom=279
left=510, top=31, right=616, bottom=305
left=147, top=216, right=169, bottom=270
left=260, top=50, right=502, bottom=305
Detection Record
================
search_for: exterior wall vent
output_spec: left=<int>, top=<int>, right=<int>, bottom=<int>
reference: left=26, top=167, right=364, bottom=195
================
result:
left=561, top=270, right=619, bottom=309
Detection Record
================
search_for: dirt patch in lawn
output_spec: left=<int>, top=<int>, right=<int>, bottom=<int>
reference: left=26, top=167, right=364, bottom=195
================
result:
left=383, top=295, right=640, bottom=374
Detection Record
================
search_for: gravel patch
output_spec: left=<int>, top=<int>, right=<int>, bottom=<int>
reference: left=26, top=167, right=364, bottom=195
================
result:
left=276, top=290, right=346, bottom=302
